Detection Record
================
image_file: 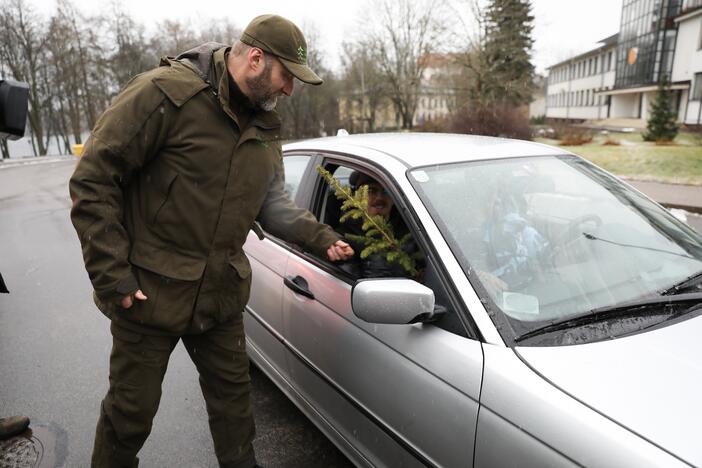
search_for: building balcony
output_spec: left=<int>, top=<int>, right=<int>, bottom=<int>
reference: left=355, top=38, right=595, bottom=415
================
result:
left=683, top=0, right=702, bottom=12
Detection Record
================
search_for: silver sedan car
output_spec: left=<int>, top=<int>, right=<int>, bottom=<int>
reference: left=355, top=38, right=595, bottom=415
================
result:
left=242, top=133, right=702, bottom=468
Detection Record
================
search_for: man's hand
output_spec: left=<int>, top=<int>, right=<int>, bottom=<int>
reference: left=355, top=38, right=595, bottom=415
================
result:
left=121, top=289, right=148, bottom=309
left=326, top=240, right=354, bottom=261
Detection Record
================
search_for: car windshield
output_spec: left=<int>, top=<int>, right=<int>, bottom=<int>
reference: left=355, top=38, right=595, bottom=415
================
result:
left=409, top=155, right=702, bottom=342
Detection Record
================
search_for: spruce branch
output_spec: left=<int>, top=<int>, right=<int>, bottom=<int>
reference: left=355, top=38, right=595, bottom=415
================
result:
left=316, top=165, right=417, bottom=275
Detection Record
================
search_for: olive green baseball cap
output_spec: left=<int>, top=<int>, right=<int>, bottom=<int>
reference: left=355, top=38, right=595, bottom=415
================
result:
left=240, top=14, right=323, bottom=85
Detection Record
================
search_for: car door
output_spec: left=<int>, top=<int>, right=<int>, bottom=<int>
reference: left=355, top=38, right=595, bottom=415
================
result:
left=281, top=158, right=484, bottom=468
left=243, top=154, right=314, bottom=385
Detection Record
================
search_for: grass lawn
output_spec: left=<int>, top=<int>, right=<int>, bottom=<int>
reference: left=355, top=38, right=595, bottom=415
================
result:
left=535, top=131, right=702, bottom=185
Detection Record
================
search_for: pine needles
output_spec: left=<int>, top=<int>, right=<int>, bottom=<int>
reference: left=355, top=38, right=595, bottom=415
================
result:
left=317, top=166, right=419, bottom=276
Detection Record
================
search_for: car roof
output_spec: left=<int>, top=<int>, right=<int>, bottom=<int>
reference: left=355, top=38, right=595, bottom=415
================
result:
left=284, top=132, right=567, bottom=168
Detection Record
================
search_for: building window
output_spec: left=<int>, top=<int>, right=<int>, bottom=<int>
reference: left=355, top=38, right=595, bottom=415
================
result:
left=698, top=19, right=702, bottom=50
left=693, top=73, right=702, bottom=101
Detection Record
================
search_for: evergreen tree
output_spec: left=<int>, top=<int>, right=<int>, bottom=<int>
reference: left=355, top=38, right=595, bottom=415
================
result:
left=643, top=74, right=678, bottom=143
left=479, top=0, right=535, bottom=106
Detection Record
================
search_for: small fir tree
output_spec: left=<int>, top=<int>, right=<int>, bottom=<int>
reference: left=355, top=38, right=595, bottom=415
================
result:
left=317, top=166, right=419, bottom=276
left=643, top=74, right=678, bottom=143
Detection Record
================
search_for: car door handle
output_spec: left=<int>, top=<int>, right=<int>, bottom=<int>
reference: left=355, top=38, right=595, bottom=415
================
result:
left=284, top=275, right=315, bottom=300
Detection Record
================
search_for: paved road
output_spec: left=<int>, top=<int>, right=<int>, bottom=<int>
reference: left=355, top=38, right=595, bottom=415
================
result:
left=0, top=159, right=353, bottom=467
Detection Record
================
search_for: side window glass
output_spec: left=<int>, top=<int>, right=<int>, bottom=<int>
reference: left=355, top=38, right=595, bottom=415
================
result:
left=317, top=163, right=471, bottom=338
left=282, top=155, right=312, bottom=204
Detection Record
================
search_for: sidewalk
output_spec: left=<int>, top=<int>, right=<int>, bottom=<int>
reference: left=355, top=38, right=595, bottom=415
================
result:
left=627, top=179, right=702, bottom=214
left=0, top=155, right=73, bottom=170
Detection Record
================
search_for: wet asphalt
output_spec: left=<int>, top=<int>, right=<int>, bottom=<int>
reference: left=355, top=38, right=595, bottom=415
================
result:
left=0, top=159, right=353, bottom=467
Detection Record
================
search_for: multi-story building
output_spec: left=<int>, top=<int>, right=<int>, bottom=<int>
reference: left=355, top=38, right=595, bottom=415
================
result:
left=413, top=53, right=463, bottom=127
left=546, top=0, right=699, bottom=125
left=673, top=0, right=702, bottom=125
left=546, top=34, right=618, bottom=121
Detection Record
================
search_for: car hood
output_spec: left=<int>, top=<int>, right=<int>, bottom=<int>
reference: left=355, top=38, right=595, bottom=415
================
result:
left=516, top=314, right=702, bottom=467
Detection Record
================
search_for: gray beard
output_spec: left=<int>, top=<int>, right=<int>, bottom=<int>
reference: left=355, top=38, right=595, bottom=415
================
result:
left=259, top=96, right=277, bottom=111
left=246, top=59, right=277, bottom=111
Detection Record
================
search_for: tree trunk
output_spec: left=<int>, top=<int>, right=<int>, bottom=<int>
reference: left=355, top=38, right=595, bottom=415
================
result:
left=1, top=139, right=10, bottom=159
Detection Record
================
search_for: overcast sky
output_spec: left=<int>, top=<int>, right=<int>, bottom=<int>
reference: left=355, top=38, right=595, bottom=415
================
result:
left=29, top=0, right=623, bottom=74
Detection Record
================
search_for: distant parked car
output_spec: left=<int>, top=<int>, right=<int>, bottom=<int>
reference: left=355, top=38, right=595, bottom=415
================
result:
left=242, top=133, right=702, bottom=468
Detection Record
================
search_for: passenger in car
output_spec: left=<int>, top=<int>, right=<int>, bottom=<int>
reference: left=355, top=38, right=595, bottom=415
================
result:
left=337, top=172, right=424, bottom=280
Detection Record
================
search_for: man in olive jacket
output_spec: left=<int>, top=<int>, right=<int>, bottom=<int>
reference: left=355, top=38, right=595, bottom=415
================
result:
left=69, top=15, right=353, bottom=468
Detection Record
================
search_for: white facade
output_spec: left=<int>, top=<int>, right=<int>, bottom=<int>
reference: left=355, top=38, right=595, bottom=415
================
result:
left=672, top=5, right=702, bottom=125
left=529, top=96, right=546, bottom=119
left=414, top=92, right=454, bottom=126
left=546, top=1, right=702, bottom=125
left=546, top=41, right=617, bottom=121
left=414, top=54, right=462, bottom=127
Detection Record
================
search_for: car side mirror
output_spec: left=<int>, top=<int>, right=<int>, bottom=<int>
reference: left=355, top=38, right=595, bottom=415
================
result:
left=351, top=278, right=436, bottom=324
left=0, top=79, right=30, bottom=141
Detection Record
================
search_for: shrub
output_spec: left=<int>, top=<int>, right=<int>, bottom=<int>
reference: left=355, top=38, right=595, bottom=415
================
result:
left=602, top=138, right=621, bottom=146
left=550, top=124, right=593, bottom=146
left=530, top=115, right=547, bottom=125
left=449, top=102, right=532, bottom=140
left=415, top=116, right=451, bottom=133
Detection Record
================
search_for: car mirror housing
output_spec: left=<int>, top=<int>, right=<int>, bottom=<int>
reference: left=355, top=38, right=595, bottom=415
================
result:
left=351, top=278, right=436, bottom=324
left=0, top=79, right=30, bottom=141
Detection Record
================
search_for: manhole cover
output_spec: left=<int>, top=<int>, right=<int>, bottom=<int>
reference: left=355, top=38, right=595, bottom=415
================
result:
left=0, top=423, right=65, bottom=468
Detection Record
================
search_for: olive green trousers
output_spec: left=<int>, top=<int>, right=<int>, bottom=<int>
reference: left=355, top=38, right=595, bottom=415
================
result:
left=91, top=318, right=257, bottom=468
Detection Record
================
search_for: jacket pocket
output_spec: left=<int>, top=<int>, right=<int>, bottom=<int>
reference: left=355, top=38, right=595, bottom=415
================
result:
left=228, top=252, right=252, bottom=279
left=217, top=253, right=253, bottom=323
left=127, top=265, right=199, bottom=334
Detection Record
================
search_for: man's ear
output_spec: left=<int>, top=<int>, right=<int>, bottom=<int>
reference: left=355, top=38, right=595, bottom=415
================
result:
left=247, top=47, right=264, bottom=72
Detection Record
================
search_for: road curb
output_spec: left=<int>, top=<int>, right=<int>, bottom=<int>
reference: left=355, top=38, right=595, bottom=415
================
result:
left=661, top=203, right=702, bottom=216
left=0, top=156, right=75, bottom=169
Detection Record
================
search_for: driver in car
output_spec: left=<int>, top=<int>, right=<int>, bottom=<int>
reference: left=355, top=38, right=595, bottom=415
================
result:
left=338, top=172, right=424, bottom=280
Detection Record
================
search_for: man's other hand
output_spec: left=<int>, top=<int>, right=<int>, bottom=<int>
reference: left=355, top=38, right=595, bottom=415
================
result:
left=121, top=289, right=148, bottom=309
left=326, top=240, right=354, bottom=261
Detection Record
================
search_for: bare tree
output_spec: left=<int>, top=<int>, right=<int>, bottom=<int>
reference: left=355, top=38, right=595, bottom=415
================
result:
left=54, top=0, right=107, bottom=130
left=150, top=19, right=199, bottom=61
left=277, top=26, right=339, bottom=139
left=340, top=41, right=389, bottom=132
left=196, top=17, right=241, bottom=46
left=0, top=0, right=50, bottom=155
left=46, top=6, right=84, bottom=145
left=363, top=0, right=445, bottom=129
left=104, top=3, right=151, bottom=89
left=0, top=3, right=253, bottom=157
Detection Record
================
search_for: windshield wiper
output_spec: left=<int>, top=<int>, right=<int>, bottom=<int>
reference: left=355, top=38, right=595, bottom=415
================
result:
left=582, top=232, right=696, bottom=260
left=514, top=292, right=702, bottom=343
left=660, top=270, right=702, bottom=296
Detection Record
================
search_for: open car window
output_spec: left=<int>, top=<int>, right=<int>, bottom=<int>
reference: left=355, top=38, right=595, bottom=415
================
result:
left=314, top=161, right=471, bottom=338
